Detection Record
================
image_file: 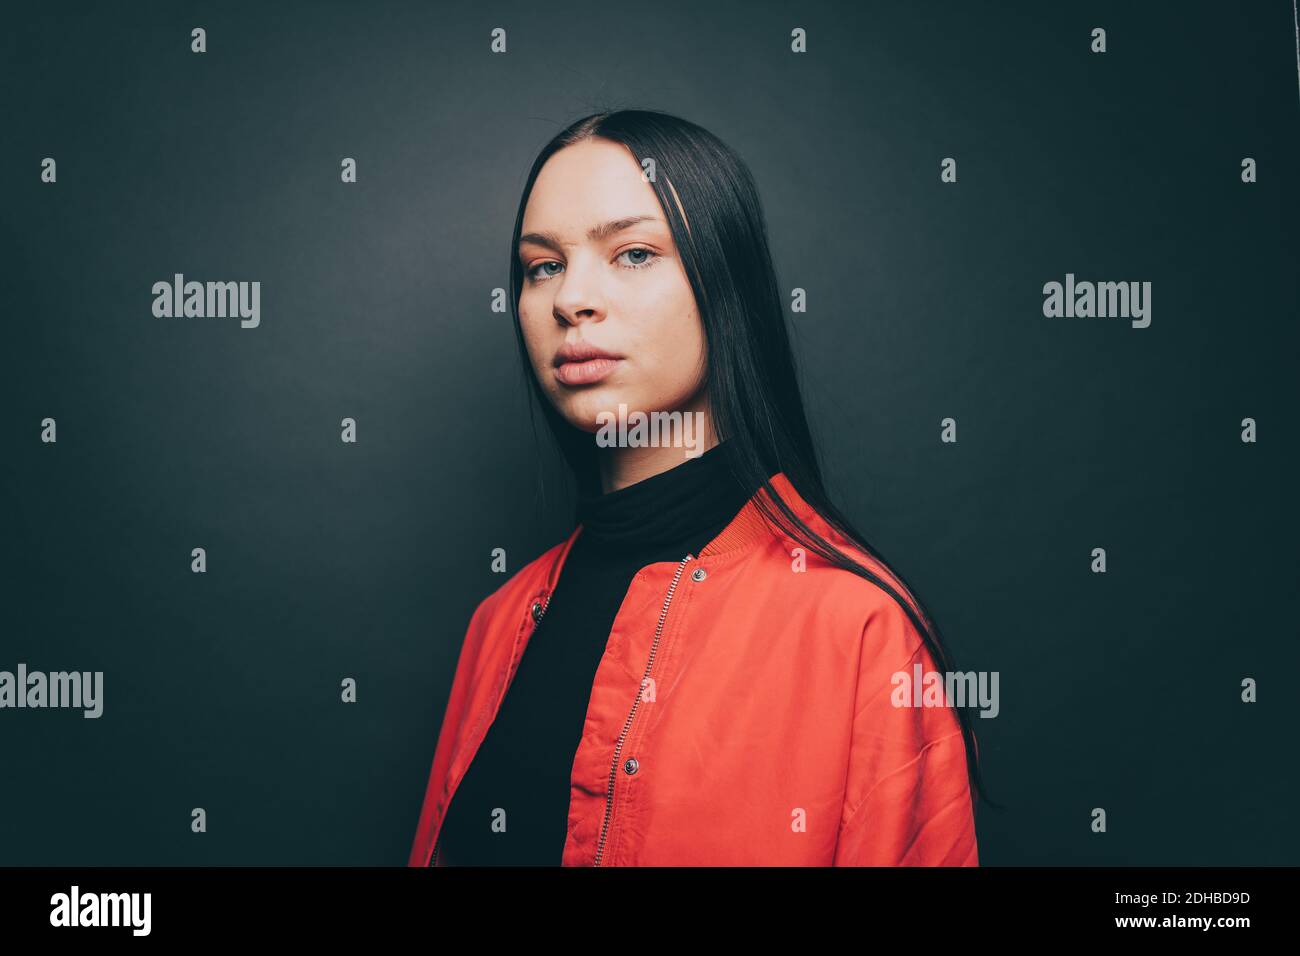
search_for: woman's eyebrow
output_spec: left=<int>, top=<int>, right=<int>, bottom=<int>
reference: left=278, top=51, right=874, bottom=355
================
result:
left=518, top=215, right=664, bottom=253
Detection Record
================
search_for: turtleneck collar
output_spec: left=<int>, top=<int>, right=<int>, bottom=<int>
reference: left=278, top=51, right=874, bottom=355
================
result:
left=574, top=440, right=757, bottom=551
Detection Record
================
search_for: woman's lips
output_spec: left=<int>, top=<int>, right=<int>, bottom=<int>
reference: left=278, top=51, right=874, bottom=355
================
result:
left=554, top=357, right=622, bottom=386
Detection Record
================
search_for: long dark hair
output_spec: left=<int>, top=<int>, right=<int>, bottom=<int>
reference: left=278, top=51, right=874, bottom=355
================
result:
left=507, top=107, right=998, bottom=811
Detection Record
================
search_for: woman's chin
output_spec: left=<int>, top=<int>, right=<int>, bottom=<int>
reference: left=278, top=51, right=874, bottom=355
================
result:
left=555, top=392, right=634, bottom=434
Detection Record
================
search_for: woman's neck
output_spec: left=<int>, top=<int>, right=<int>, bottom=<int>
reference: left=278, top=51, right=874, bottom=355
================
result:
left=575, top=437, right=752, bottom=552
left=595, top=401, right=719, bottom=493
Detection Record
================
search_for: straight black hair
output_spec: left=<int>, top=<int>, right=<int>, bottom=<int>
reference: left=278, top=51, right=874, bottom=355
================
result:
left=507, top=107, right=998, bottom=811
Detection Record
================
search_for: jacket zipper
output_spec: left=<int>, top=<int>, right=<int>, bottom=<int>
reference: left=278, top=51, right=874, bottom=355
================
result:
left=428, top=588, right=555, bottom=867
left=593, top=553, right=693, bottom=867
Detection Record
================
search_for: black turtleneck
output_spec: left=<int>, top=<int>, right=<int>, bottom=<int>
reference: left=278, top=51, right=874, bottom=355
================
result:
left=436, top=440, right=757, bottom=865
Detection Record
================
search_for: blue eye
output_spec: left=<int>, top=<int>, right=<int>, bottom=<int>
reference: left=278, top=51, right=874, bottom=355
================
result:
left=524, top=247, right=661, bottom=283
left=619, top=247, right=658, bottom=268
left=526, top=261, right=564, bottom=281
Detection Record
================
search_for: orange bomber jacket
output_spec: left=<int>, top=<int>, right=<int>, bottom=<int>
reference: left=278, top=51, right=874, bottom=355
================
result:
left=408, top=471, right=979, bottom=866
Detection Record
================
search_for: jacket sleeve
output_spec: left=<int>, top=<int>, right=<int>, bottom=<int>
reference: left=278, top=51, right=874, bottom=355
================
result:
left=833, top=595, right=980, bottom=866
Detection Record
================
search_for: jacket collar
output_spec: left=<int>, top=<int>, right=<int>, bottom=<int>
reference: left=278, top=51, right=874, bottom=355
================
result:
left=697, top=471, right=810, bottom=556
left=542, top=471, right=813, bottom=592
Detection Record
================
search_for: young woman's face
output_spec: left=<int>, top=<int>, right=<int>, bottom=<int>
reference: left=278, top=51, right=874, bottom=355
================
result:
left=516, top=138, right=708, bottom=434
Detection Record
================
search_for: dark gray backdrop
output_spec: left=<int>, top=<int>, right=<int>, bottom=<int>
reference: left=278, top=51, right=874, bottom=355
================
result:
left=3, top=0, right=1297, bottom=865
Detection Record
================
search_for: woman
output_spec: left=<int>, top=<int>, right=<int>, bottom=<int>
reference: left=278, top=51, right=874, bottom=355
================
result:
left=409, top=109, right=990, bottom=866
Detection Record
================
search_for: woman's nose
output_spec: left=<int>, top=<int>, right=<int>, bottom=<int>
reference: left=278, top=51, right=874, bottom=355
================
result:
left=551, top=259, right=606, bottom=325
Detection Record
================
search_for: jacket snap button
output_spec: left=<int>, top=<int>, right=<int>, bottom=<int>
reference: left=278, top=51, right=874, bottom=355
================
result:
left=691, top=568, right=707, bottom=582
left=623, top=757, right=639, bottom=775
left=531, top=601, right=543, bottom=622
